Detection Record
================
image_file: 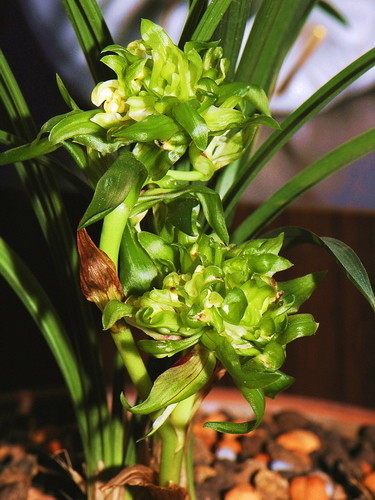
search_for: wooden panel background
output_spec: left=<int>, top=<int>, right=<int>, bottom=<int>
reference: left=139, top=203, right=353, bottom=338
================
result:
left=233, top=203, right=375, bottom=408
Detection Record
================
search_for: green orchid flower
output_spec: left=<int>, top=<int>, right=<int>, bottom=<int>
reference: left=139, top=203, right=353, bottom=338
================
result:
left=102, top=230, right=322, bottom=433
left=88, top=19, right=278, bottom=184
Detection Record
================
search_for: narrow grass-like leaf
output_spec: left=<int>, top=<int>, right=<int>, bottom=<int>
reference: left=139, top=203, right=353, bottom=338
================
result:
left=179, top=0, right=208, bottom=47
left=318, top=0, right=348, bottom=24
left=213, top=0, right=253, bottom=81
left=1, top=49, right=112, bottom=471
left=60, top=0, right=113, bottom=83
left=321, top=237, right=375, bottom=311
left=191, top=0, right=234, bottom=42
left=56, top=74, right=80, bottom=110
left=0, top=238, right=90, bottom=454
left=236, top=0, right=317, bottom=93
left=0, top=130, right=92, bottom=196
left=223, top=49, right=375, bottom=217
left=0, top=51, right=36, bottom=140
left=232, top=128, right=375, bottom=241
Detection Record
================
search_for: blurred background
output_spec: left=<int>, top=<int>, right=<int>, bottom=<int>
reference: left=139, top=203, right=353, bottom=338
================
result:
left=1, top=0, right=374, bottom=407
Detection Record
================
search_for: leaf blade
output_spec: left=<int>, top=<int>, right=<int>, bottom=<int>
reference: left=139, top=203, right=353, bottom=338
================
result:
left=79, top=149, right=148, bottom=228
left=223, top=48, right=375, bottom=218
left=232, top=128, right=375, bottom=241
left=270, top=226, right=375, bottom=311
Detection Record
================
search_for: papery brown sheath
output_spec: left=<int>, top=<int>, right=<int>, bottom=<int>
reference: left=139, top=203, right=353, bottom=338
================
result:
left=77, top=228, right=124, bottom=311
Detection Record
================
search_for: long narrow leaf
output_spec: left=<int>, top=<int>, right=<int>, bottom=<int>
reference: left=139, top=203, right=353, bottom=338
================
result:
left=60, top=0, right=113, bottom=83
left=213, top=0, right=253, bottom=81
left=0, top=238, right=89, bottom=447
left=223, top=48, right=375, bottom=216
left=191, top=0, right=234, bottom=42
left=0, top=51, right=36, bottom=140
left=179, top=0, right=208, bottom=47
left=236, top=0, right=318, bottom=93
left=318, top=0, right=348, bottom=24
left=232, top=128, right=375, bottom=241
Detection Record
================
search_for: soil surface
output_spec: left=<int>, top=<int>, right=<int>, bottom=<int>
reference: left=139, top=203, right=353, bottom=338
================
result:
left=1, top=390, right=375, bottom=499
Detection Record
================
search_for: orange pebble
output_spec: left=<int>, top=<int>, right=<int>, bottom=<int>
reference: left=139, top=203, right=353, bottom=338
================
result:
left=224, top=483, right=261, bottom=500
left=31, top=429, right=47, bottom=445
left=217, top=435, right=242, bottom=454
left=290, top=475, right=329, bottom=500
left=276, top=429, right=321, bottom=455
left=364, top=470, right=375, bottom=492
left=253, top=452, right=270, bottom=465
left=360, top=460, right=372, bottom=476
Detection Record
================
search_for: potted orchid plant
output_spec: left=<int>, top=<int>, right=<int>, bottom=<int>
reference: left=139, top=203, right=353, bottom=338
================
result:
left=0, top=0, right=374, bottom=498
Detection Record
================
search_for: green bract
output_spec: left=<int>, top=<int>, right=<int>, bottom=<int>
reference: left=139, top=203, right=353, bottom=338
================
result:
left=103, top=231, right=320, bottom=432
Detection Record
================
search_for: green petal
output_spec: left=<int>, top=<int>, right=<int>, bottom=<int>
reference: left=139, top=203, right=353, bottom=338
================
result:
left=219, top=287, right=248, bottom=324
left=102, top=300, right=134, bottom=330
left=112, top=114, right=180, bottom=142
left=173, top=100, right=209, bottom=150
left=204, top=388, right=265, bottom=434
left=49, top=110, right=102, bottom=145
left=120, top=223, right=159, bottom=296
left=279, top=271, right=326, bottom=314
left=276, top=313, right=318, bottom=345
left=138, top=333, right=202, bottom=358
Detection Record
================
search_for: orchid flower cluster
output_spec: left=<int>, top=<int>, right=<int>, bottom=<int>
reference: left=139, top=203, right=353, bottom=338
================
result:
left=88, top=19, right=277, bottom=184
left=28, top=19, right=276, bottom=189
left=99, top=225, right=320, bottom=434
left=67, top=20, right=321, bottom=436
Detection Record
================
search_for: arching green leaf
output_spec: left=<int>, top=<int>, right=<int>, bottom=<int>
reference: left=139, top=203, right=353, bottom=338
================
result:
left=121, top=346, right=216, bottom=414
left=271, top=226, right=375, bottom=312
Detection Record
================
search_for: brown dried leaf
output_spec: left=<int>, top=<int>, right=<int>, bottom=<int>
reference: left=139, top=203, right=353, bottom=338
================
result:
left=77, top=229, right=124, bottom=310
left=102, top=464, right=188, bottom=500
left=103, top=464, right=155, bottom=488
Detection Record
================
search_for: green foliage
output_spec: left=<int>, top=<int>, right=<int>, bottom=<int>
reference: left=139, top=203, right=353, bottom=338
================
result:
left=0, top=0, right=374, bottom=497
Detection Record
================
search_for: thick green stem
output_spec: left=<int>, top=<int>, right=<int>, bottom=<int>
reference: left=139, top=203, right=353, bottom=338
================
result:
left=100, top=188, right=139, bottom=268
left=158, top=422, right=185, bottom=487
left=158, top=395, right=197, bottom=489
left=186, top=431, right=197, bottom=500
left=111, top=324, right=152, bottom=400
